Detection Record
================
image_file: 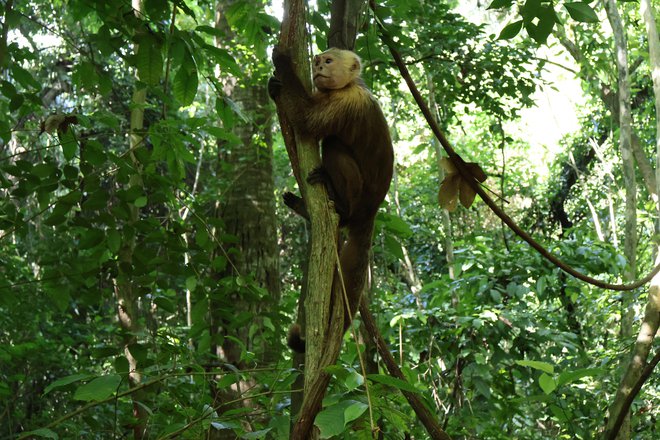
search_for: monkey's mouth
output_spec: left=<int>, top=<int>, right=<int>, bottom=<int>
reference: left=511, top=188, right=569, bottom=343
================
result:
left=314, top=74, right=329, bottom=80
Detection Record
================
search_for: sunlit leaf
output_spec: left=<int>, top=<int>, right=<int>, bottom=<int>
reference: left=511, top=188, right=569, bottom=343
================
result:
left=498, top=20, right=523, bottom=40
left=539, top=373, right=557, bottom=395
left=516, top=360, right=554, bottom=374
left=564, top=2, right=598, bottom=23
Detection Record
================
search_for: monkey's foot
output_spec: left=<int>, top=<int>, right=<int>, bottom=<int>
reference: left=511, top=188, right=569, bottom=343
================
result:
left=283, top=191, right=309, bottom=220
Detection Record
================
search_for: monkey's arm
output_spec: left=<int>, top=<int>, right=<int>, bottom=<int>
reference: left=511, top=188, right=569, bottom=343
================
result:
left=268, top=48, right=316, bottom=136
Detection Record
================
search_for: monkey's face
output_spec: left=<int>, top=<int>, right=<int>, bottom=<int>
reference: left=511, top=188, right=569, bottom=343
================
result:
left=313, top=49, right=360, bottom=90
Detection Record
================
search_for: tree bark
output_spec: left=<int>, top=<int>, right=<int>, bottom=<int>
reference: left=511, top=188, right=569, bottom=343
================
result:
left=113, top=1, right=149, bottom=438
left=602, top=1, right=637, bottom=438
left=603, top=1, right=660, bottom=438
left=214, top=0, right=281, bottom=367
left=273, top=2, right=343, bottom=439
left=327, top=0, right=365, bottom=50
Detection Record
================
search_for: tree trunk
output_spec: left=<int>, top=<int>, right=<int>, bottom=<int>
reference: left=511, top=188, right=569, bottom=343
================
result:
left=206, top=3, right=281, bottom=438
left=273, top=2, right=343, bottom=438
left=603, top=1, right=637, bottom=438
left=113, top=1, right=149, bottom=438
left=602, top=1, right=660, bottom=438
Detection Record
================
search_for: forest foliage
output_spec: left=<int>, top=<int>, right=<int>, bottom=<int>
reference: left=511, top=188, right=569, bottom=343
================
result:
left=1, top=0, right=659, bottom=439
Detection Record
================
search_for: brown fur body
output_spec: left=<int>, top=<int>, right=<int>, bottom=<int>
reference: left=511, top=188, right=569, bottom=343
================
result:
left=269, top=48, right=394, bottom=353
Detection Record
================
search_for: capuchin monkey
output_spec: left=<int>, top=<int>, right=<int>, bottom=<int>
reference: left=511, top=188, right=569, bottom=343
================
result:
left=269, top=47, right=394, bottom=352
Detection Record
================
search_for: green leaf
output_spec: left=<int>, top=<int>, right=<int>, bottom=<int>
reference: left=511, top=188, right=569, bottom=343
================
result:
left=45, top=286, right=71, bottom=312
left=315, top=403, right=348, bottom=437
left=368, top=374, right=419, bottom=393
left=134, top=196, right=148, bottom=208
left=383, top=214, right=413, bottom=237
left=343, top=369, right=364, bottom=391
left=59, top=190, right=82, bottom=204
left=31, top=163, right=58, bottom=179
left=11, top=64, right=41, bottom=90
left=383, top=234, right=404, bottom=260
left=106, top=229, right=121, bottom=253
left=498, top=20, right=523, bottom=40
left=154, top=296, right=175, bottom=313
left=195, top=25, right=225, bottom=38
left=343, top=401, right=368, bottom=424
left=516, top=360, right=554, bottom=374
left=44, top=373, right=93, bottom=395
left=79, top=229, right=105, bottom=249
left=314, top=401, right=367, bottom=436
left=73, top=374, right=122, bottom=401
left=241, top=429, right=272, bottom=439
left=557, top=368, right=603, bottom=386
left=136, top=34, right=163, bottom=85
left=173, top=67, right=198, bottom=106
left=488, top=0, right=514, bottom=9
left=58, top=128, right=78, bottom=161
left=203, top=45, right=242, bottom=76
left=564, top=2, right=598, bottom=23
left=539, top=373, right=557, bottom=394
left=18, top=429, right=58, bottom=439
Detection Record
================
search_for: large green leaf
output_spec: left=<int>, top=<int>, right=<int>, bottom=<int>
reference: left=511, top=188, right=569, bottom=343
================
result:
left=136, top=34, right=163, bottom=85
left=58, top=128, right=78, bottom=161
left=73, top=374, right=122, bottom=401
left=498, top=20, right=523, bottom=40
left=316, top=400, right=368, bottom=438
left=173, top=66, right=198, bottom=106
left=564, top=2, right=598, bottom=23
left=44, top=373, right=93, bottom=395
left=368, top=374, right=419, bottom=393
left=539, top=373, right=557, bottom=395
left=515, top=360, right=554, bottom=374
left=557, top=368, right=603, bottom=386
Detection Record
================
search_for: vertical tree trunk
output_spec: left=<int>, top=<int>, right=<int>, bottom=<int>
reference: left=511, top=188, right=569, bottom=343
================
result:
left=211, top=0, right=281, bottom=366
left=603, top=1, right=660, bottom=438
left=272, top=2, right=343, bottom=438
left=602, top=1, right=637, bottom=438
left=114, top=1, right=149, bottom=438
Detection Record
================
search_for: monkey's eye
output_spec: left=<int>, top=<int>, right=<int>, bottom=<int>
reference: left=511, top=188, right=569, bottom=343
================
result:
left=325, top=58, right=333, bottom=64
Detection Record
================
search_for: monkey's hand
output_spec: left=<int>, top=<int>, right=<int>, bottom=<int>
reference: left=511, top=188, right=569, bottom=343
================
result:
left=267, top=76, right=282, bottom=100
left=271, top=45, right=294, bottom=74
left=307, top=166, right=331, bottom=186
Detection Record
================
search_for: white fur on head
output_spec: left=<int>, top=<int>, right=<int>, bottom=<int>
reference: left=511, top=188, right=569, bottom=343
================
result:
left=313, top=48, right=361, bottom=90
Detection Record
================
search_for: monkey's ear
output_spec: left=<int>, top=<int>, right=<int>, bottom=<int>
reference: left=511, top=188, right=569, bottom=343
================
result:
left=350, top=55, right=361, bottom=72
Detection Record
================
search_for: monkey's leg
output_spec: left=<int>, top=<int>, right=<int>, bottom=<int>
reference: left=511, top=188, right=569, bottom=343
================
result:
left=283, top=192, right=309, bottom=220
left=318, top=137, right=363, bottom=221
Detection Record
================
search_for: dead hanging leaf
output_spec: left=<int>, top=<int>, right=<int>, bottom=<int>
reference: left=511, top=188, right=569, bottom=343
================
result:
left=41, top=114, right=78, bottom=134
left=437, top=156, right=487, bottom=211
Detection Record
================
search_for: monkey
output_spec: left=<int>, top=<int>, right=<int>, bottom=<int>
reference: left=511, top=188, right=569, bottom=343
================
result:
left=268, top=47, right=394, bottom=353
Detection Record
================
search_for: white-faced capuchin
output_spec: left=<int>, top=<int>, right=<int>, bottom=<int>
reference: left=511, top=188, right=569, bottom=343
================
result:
left=268, top=47, right=394, bottom=353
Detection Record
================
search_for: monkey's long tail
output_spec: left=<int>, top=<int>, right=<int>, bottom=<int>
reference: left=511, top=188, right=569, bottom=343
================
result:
left=336, top=217, right=375, bottom=331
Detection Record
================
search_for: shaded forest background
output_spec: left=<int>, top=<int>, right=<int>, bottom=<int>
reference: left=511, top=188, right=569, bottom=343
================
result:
left=1, top=0, right=660, bottom=438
